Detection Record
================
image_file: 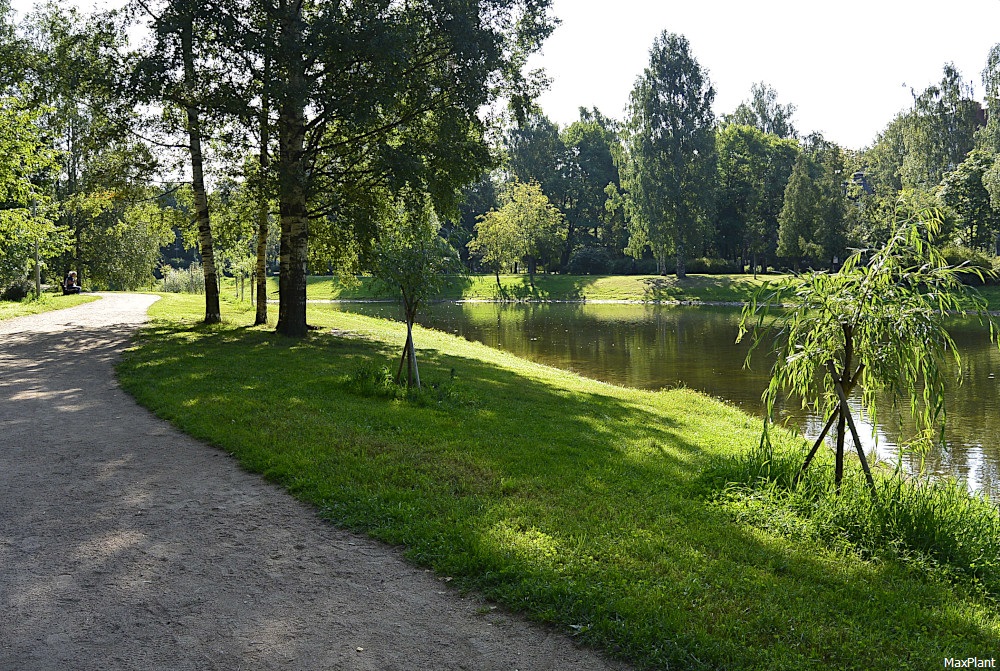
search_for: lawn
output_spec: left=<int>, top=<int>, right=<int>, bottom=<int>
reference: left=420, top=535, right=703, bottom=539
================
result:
left=117, top=293, right=1000, bottom=670
left=232, top=272, right=784, bottom=304
left=0, top=292, right=99, bottom=320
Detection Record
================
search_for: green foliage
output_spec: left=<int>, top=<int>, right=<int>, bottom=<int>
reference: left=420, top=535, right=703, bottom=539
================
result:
left=714, top=123, right=797, bottom=270
left=468, top=180, right=564, bottom=283
left=725, top=82, right=797, bottom=139
left=941, top=149, right=1000, bottom=251
left=564, top=246, right=610, bottom=275
left=0, top=96, right=63, bottom=289
left=618, top=31, right=716, bottom=277
left=369, top=193, right=463, bottom=387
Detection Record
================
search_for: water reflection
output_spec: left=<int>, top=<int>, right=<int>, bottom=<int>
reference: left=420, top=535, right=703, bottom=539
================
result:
left=326, top=301, right=1000, bottom=495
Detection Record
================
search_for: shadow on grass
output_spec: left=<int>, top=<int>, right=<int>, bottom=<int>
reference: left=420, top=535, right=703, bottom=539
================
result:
left=117, top=319, right=1000, bottom=670
left=640, top=275, right=761, bottom=303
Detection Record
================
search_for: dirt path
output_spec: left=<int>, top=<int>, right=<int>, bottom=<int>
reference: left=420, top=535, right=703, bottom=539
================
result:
left=0, top=294, right=630, bottom=671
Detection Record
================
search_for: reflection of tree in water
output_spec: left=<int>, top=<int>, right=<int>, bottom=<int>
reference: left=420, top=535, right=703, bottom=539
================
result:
left=333, top=301, right=1000, bottom=494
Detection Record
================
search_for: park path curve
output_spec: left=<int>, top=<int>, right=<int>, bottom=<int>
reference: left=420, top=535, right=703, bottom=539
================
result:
left=0, top=293, right=630, bottom=671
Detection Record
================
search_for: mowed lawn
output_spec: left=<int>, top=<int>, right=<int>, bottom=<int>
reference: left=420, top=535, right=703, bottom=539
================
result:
left=117, top=293, right=1000, bottom=670
left=237, top=272, right=784, bottom=304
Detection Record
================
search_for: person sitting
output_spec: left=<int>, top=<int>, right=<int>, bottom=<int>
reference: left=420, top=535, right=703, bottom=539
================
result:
left=63, top=271, right=81, bottom=295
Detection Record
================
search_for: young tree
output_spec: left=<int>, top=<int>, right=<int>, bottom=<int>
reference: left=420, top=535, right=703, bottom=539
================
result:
left=618, top=31, right=716, bottom=278
left=467, top=180, right=563, bottom=289
left=741, top=202, right=997, bottom=492
left=369, top=194, right=461, bottom=389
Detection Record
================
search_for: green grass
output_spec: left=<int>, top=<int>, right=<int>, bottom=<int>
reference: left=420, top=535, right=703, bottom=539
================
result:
left=235, top=273, right=783, bottom=304
left=117, top=292, right=1000, bottom=670
left=0, top=292, right=99, bottom=320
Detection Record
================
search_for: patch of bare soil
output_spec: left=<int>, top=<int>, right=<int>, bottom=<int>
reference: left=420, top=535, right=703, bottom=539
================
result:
left=0, top=294, right=630, bottom=671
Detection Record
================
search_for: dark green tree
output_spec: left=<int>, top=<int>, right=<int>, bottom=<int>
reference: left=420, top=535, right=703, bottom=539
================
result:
left=942, top=149, right=1000, bottom=251
left=618, top=31, right=716, bottom=278
left=715, top=123, right=797, bottom=273
left=262, top=0, right=556, bottom=337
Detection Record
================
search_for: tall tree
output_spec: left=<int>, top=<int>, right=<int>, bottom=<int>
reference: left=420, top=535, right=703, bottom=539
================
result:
left=132, top=0, right=235, bottom=323
left=559, top=107, right=621, bottom=262
left=777, top=134, right=847, bottom=270
left=715, top=123, right=797, bottom=272
left=261, top=0, right=555, bottom=337
left=24, top=3, right=155, bottom=290
left=618, top=31, right=716, bottom=278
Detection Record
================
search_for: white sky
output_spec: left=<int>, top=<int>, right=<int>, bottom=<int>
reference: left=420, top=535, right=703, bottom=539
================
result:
left=12, top=0, right=1000, bottom=150
left=528, top=0, right=1000, bottom=149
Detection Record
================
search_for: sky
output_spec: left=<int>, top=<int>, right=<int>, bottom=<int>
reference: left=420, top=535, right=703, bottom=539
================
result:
left=527, top=0, right=1000, bottom=149
left=11, top=0, right=1000, bottom=150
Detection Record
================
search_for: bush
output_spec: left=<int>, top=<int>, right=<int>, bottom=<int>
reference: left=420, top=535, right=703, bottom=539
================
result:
left=161, top=263, right=206, bottom=294
left=565, top=246, right=611, bottom=275
left=1, top=279, right=34, bottom=301
left=941, top=246, right=995, bottom=286
left=685, top=257, right=741, bottom=274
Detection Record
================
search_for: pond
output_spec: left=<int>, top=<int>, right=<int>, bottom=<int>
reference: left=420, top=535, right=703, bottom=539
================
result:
left=324, top=300, right=1000, bottom=495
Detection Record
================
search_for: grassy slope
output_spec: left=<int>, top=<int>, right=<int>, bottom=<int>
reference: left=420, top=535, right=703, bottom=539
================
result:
left=0, top=293, right=99, bottom=320
left=117, top=293, right=1000, bottom=670
left=239, top=273, right=782, bottom=304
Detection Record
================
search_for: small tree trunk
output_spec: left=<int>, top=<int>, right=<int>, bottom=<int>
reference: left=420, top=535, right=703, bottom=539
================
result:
left=254, top=51, right=272, bottom=327
left=495, top=270, right=502, bottom=293
left=406, top=319, right=420, bottom=389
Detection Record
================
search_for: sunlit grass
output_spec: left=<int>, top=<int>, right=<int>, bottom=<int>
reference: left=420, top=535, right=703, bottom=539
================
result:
left=117, top=292, right=1000, bottom=670
left=0, top=292, right=99, bottom=320
left=226, top=273, right=785, bottom=304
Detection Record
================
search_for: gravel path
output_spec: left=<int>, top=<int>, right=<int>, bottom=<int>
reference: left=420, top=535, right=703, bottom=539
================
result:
left=0, top=294, right=629, bottom=671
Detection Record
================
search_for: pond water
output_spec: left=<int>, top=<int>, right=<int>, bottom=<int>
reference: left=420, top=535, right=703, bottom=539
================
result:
left=324, top=301, right=1000, bottom=495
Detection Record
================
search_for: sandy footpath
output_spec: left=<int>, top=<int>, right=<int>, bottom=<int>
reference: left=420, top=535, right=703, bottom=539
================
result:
left=0, top=293, right=629, bottom=671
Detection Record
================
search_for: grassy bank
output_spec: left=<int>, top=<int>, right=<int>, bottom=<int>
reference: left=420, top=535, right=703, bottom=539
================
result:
left=0, top=292, right=98, bottom=320
left=231, top=273, right=781, bottom=304
left=117, top=293, right=1000, bottom=670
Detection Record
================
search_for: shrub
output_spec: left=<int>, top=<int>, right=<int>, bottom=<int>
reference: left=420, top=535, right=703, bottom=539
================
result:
left=161, top=263, right=206, bottom=294
left=1, top=279, right=34, bottom=301
left=565, top=246, right=611, bottom=275
left=685, top=257, right=741, bottom=274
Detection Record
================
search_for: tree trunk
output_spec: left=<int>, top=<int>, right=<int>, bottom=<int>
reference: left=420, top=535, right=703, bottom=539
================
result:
left=675, top=246, right=687, bottom=279
left=254, top=51, right=272, bottom=326
left=181, top=16, right=221, bottom=324
left=275, top=3, right=309, bottom=337
left=406, top=319, right=421, bottom=389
